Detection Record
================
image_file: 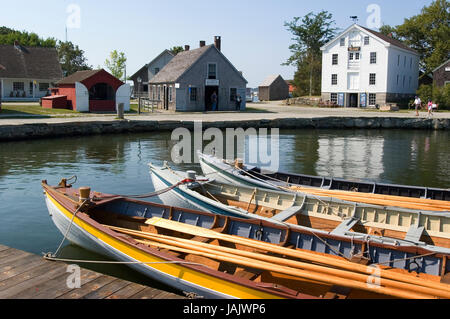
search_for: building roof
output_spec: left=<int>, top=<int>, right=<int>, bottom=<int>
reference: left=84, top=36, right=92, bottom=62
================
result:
left=432, top=58, right=450, bottom=73
left=130, top=49, right=175, bottom=81
left=56, top=69, right=103, bottom=85
left=260, top=74, right=283, bottom=87
left=321, top=24, right=418, bottom=55
left=0, top=44, right=62, bottom=80
left=359, top=26, right=418, bottom=54
left=150, top=45, right=213, bottom=84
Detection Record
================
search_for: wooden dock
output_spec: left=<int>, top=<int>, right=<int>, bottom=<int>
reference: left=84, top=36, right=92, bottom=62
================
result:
left=0, top=244, right=186, bottom=299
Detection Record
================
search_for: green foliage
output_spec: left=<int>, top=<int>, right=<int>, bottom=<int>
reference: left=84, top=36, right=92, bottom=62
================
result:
left=379, top=25, right=399, bottom=40
left=169, top=46, right=184, bottom=55
left=433, top=85, right=450, bottom=110
left=284, top=11, right=337, bottom=96
left=381, top=0, right=450, bottom=75
left=416, top=84, right=450, bottom=110
left=416, top=84, right=433, bottom=103
left=105, top=50, right=127, bottom=80
left=57, top=41, right=92, bottom=76
left=0, top=26, right=56, bottom=47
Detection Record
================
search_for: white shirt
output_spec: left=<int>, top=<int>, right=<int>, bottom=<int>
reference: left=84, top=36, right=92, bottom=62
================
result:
left=414, top=98, right=421, bottom=105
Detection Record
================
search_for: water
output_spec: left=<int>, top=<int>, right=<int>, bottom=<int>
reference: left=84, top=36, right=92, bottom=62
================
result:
left=0, top=129, right=448, bottom=287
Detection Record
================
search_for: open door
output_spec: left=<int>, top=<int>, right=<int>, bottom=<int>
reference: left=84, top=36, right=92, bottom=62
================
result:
left=205, top=85, right=219, bottom=111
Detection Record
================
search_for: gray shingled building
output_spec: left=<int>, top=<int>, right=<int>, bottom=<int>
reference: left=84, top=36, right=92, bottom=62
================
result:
left=149, top=37, right=247, bottom=111
left=0, top=42, right=62, bottom=101
left=258, top=75, right=290, bottom=101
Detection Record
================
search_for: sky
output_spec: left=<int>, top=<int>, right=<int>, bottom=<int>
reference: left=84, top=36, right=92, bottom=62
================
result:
left=0, top=0, right=433, bottom=88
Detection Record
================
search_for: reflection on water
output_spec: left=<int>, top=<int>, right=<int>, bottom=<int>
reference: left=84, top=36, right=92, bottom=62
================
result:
left=0, top=129, right=448, bottom=285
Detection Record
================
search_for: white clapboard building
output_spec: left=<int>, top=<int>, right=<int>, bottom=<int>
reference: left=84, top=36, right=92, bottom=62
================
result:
left=321, top=24, right=419, bottom=108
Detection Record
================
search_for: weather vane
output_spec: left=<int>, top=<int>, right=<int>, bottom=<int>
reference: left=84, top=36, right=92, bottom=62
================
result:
left=350, top=16, right=359, bottom=23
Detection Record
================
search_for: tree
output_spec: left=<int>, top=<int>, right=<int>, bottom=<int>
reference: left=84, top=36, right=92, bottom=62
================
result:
left=0, top=26, right=56, bottom=47
left=169, top=46, right=184, bottom=55
left=380, top=0, right=450, bottom=75
left=105, top=50, right=127, bottom=80
left=284, top=11, right=337, bottom=97
left=56, top=41, right=92, bottom=76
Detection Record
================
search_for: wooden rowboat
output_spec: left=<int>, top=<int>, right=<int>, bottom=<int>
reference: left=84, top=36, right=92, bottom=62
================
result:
left=149, top=163, right=450, bottom=251
left=197, top=152, right=450, bottom=203
left=42, top=179, right=450, bottom=299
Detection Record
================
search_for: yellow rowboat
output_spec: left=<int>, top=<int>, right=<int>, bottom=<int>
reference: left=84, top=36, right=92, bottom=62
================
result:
left=42, top=180, right=450, bottom=299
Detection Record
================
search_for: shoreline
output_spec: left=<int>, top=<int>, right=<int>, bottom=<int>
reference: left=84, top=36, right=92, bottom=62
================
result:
left=0, top=115, right=448, bottom=142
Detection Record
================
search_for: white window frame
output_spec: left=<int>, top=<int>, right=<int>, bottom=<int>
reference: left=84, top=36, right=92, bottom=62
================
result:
left=369, top=73, right=376, bottom=85
left=332, top=54, right=338, bottom=65
left=330, top=93, right=338, bottom=104
left=340, top=38, right=345, bottom=46
left=369, top=93, right=376, bottom=106
left=364, top=36, right=370, bottom=45
left=370, top=52, right=377, bottom=64
left=331, top=74, right=338, bottom=85
left=207, top=63, right=217, bottom=80
left=13, top=82, right=24, bottom=91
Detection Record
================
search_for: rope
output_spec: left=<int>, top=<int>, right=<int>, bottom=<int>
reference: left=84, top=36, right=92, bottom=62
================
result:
left=42, top=254, right=202, bottom=267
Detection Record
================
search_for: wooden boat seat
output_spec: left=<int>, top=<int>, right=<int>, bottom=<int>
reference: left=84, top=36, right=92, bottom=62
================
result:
left=271, top=206, right=303, bottom=222
left=404, top=225, right=426, bottom=244
left=330, top=218, right=360, bottom=236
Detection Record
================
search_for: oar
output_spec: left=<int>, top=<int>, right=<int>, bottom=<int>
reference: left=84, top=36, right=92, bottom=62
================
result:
left=131, top=236, right=434, bottom=299
left=142, top=217, right=450, bottom=292
left=107, top=225, right=450, bottom=299
left=288, top=187, right=450, bottom=211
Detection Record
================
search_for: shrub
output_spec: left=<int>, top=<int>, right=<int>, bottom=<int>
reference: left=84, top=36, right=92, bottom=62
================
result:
left=416, top=84, right=433, bottom=103
left=433, top=85, right=450, bottom=110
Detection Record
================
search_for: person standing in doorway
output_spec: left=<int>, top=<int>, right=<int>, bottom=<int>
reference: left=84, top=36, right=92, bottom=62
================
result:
left=414, top=96, right=421, bottom=116
left=211, top=91, right=218, bottom=111
left=236, top=94, right=242, bottom=111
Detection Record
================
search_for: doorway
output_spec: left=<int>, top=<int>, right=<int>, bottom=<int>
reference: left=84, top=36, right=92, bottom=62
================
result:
left=205, top=86, right=219, bottom=111
left=348, top=93, right=358, bottom=108
left=163, top=86, right=169, bottom=110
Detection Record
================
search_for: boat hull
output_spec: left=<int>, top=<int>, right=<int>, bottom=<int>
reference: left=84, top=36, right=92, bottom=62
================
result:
left=44, top=192, right=286, bottom=299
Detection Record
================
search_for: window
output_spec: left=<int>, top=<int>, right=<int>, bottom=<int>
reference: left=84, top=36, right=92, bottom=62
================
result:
left=230, top=88, right=237, bottom=102
left=330, top=93, right=338, bottom=104
left=189, top=87, right=197, bottom=101
left=340, top=38, right=345, bottom=46
left=13, top=82, right=24, bottom=91
left=157, top=86, right=161, bottom=100
left=370, top=52, right=377, bottom=64
left=398, top=55, right=400, bottom=66
left=403, top=75, right=406, bottom=87
left=154, top=68, right=160, bottom=74
left=410, top=57, right=413, bottom=68
left=208, top=63, right=217, bottom=79
left=404, top=56, right=407, bottom=67
left=364, top=36, right=370, bottom=45
left=397, top=75, right=399, bottom=86
left=349, top=52, right=354, bottom=60
left=169, top=86, right=173, bottom=102
left=331, top=74, right=338, bottom=85
left=369, top=93, right=376, bottom=106
left=355, top=52, right=360, bottom=60
left=369, top=73, right=376, bottom=85
left=409, top=76, right=412, bottom=87
left=152, top=86, right=156, bottom=100
left=39, top=83, right=49, bottom=92
left=332, top=54, right=338, bottom=65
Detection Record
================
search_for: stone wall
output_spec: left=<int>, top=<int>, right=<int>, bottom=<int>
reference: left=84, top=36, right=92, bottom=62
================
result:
left=0, top=117, right=448, bottom=142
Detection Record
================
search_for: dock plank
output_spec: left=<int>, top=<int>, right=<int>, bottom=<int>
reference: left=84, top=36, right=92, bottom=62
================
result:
left=83, top=279, right=132, bottom=299
left=0, top=245, right=186, bottom=299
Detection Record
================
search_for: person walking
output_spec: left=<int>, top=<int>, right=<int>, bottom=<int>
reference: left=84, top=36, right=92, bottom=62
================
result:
left=235, top=94, right=242, bottom=111
left=413, top=96, right=421, bottom=116
left=211, top=91, right=218, bottom=111
left=427, top=99, right=434, bottom=118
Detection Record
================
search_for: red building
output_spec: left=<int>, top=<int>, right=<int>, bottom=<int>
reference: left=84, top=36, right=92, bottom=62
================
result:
left=43, top=69, right=130, bottom=112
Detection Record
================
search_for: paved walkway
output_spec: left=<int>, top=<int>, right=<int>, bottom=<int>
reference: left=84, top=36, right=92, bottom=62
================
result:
left=0, top=102, right=448, bottom=126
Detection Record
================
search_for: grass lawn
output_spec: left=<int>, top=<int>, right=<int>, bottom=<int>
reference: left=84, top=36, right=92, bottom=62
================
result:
left=0, top=104, right=80, bottom=117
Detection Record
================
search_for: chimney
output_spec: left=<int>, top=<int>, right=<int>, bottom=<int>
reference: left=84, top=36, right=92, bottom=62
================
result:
left=200, top=40, right=206, bottom=48
left=184, top=45, right=190, bottom=51
left=214, top=36, right=221, bottom=51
